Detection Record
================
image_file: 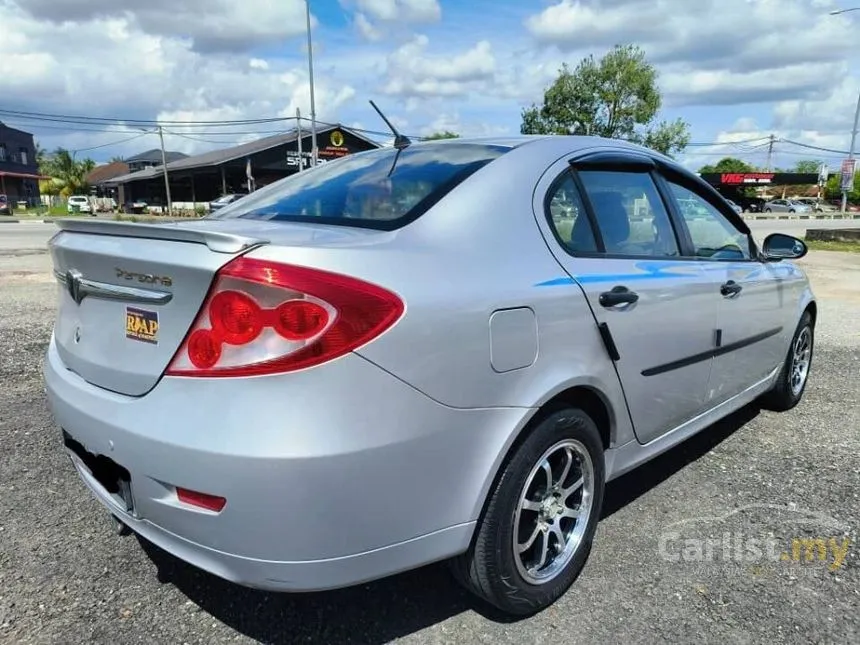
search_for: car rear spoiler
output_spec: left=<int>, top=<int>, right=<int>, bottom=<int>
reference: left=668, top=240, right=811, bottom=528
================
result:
left=50, top=218, right=270, bottom=254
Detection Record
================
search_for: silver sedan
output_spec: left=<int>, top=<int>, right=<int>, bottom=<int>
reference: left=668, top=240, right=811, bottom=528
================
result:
left=44, top=135, right=816, bottom=616
left=763, top=198, right=812, bottom=213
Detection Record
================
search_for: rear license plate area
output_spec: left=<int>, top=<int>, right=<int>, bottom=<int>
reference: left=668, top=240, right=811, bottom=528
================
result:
left=63, top=430, right=135, bottom=513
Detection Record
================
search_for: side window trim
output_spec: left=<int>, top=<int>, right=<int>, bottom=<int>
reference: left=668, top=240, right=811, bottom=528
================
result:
left=650, top=170, right=696, bottom=257
left=542, top=168, right=605, bottom=256
left=568, top=168, right=608, bottom=254
left=655, top=169, right=759, bottom=263
left=651, top=169, right=699, bottom=259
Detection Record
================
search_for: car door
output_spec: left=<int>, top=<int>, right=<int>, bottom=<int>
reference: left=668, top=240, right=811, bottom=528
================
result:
left=538, top=152, right=721, bottom=445
left=657, top=170, right=788, bottom=405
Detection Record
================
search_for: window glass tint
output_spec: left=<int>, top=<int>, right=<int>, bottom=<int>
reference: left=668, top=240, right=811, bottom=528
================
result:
left=577, top=170, right=680, bottom=257
left=208, top=143, right=510, bottom=230
left=546, top=173, right=597, bottom=253
left=668, top=182, right=751, bottom=260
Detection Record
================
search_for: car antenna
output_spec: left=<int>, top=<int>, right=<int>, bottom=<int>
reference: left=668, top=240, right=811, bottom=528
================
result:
left=369, top=100, right=411, bottom=150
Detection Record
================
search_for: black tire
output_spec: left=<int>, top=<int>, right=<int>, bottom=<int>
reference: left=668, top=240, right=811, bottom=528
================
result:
left=765, top=208, right=772, bottom=213
left=760, top=311, right=814, bottom=412
left=450, top=406, right=605, bottom=616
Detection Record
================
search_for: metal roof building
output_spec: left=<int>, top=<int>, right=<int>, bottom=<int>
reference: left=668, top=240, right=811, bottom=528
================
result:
left=100, top=124, right=382, bottom=212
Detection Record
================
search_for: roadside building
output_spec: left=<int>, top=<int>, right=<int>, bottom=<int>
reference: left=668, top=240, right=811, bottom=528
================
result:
left=125, top=149, right=188, bottom=173
left=98, top=124, right=381, bottom=212
left=86, top=149, right=188, bottom=204
left=0, top=121, right=45, bottom=208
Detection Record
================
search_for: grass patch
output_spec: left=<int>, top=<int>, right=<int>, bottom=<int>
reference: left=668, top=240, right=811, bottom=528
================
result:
left=112, top=214, right=185, bottom=224
left=804, top=239, right=860, bottom=253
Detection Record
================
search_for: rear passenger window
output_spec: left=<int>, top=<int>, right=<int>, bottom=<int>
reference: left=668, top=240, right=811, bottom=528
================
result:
left=577, top=170, right=680, bottom=257
left=546, top=173, right=597, bottom=254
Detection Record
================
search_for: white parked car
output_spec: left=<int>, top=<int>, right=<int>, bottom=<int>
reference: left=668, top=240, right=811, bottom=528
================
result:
left=67, top=195, right=94, bottom=215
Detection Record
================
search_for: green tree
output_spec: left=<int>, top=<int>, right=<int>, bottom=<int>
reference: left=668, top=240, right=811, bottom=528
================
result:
left=40, top=148, right=96, bottom=198
left=424, top=131, right=460, bottom=140
left=697, top=157, right=757, bottom=174
left=520, top=44, right=691, bottom=156
left=793, top=159, right=821, bottom=174
left=823, top=172, right=859, bottom=202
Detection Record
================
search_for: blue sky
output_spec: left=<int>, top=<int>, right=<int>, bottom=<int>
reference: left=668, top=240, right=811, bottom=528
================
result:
left=1, top=0, right=858, bottom=171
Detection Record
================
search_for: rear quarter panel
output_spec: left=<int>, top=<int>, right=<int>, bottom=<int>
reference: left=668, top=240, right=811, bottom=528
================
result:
left=245, top=141, right=635, bottom=448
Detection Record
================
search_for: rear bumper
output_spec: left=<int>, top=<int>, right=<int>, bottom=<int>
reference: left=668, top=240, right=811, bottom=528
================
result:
left=44, top=335, right=527, bottom=591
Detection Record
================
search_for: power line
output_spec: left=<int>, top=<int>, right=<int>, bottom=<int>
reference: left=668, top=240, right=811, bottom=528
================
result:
left=0, top=107, right=294, bottom=127
left=8, top=105, right=855, bottom=158
left=70, top=131, right=151, bottom=154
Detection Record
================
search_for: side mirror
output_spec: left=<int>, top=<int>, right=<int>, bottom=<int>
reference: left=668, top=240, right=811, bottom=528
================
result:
left=762, top=233, right=808, bottom=261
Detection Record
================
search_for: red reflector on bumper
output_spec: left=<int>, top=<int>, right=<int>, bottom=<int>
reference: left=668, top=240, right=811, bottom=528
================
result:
left=176, top=487, right=226, bottom=512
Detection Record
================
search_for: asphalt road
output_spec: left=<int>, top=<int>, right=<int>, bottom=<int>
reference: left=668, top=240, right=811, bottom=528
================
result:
left=1, top=229, right=859, bottom=644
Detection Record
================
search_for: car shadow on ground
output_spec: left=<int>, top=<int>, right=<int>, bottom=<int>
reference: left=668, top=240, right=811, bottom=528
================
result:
left=137, top=403, right=760, bottom=644
left=601, top=402, right=761, bottom=519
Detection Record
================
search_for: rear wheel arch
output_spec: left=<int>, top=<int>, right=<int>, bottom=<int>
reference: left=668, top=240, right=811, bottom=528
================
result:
left=536, top=386, right=613, bottom=451
left=471, top=385, right=614, bottom=525
left=453, top=390, right=610, bottom=614
left=804, top=300, right=817, bottom=326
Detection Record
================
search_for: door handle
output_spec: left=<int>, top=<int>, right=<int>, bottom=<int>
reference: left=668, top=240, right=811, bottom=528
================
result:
left=720, top=280, right=742, bottom=297
left=599, top=285, right=639, bottom=308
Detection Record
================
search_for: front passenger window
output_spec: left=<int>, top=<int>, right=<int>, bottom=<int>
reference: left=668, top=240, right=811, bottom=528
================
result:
left=667, top=182, right=752, bottom=260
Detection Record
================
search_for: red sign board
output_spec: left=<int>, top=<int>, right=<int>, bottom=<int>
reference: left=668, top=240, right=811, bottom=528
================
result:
left=719, top=172, right=776, bottom=185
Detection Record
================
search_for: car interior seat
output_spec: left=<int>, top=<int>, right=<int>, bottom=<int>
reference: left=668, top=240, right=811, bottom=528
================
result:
left=570, top=191, right=630, bottom=253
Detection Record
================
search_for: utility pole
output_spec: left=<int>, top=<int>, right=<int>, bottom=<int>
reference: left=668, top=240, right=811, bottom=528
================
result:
left=157, top=125, right=173, bottom=217
left=826, top=7, right=859, bottom=212
left=765, top=134, right=775, bottom=171
left=841, top=91, right=859, bottom=213
left=304, top=0, right=318, bottom=167
left=296, top=107, right=304, bottom=172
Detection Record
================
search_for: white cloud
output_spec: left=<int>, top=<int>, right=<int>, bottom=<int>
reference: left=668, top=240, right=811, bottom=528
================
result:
left=381, top=35, right=497, bottom=98
left=351, top=0, right=441, bottom=23
left=660, top=61, right=850, bottom=107
left=10, top=0, right=312, bottom=53
left=678, top=110, right=856, bottom=173
left=0, top=0, right=353, bottom=157
left=2, top=0, right=859, bottom=164
left=354, top=13, right=384, bottom=42
left=524, top=0, right=856, bottom=105
left=343, top=0, right=441, bottom=41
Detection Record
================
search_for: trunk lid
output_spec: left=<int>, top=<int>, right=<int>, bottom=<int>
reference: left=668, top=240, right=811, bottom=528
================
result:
left=48, top=218, right=270, bottom=396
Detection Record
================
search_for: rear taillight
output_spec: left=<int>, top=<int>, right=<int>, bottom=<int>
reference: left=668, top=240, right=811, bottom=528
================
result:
left=165, top=257, right=404, bottom=377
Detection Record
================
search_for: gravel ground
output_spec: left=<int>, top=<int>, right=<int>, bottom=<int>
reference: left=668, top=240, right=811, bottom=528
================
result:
left=1, top=242, right=858, bottom=645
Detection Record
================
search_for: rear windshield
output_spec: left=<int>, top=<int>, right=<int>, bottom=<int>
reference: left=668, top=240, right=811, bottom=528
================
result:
left=207, top=143, right=510, bottom=230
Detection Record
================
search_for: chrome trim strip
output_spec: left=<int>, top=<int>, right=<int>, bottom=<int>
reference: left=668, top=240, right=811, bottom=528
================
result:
left=54, top=270, right=173, bottom=305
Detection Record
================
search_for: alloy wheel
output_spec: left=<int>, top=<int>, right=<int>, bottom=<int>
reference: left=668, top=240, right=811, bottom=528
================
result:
left=790, top=326, right=812, bottom=396
left=513, top=439, right=594, bottom=585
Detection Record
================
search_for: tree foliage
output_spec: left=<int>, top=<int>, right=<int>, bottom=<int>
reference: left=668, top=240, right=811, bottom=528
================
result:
left=793, top=159, right=822, bottom=174
left=38, top=147, right=96, bottom=198
left=823, top=171, right=859, bottom=201
left=520, top=44, right=691, bottom=156
left=697, top=157, right=757, bottom=174
left=424, top=131, right=460, bottom=140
